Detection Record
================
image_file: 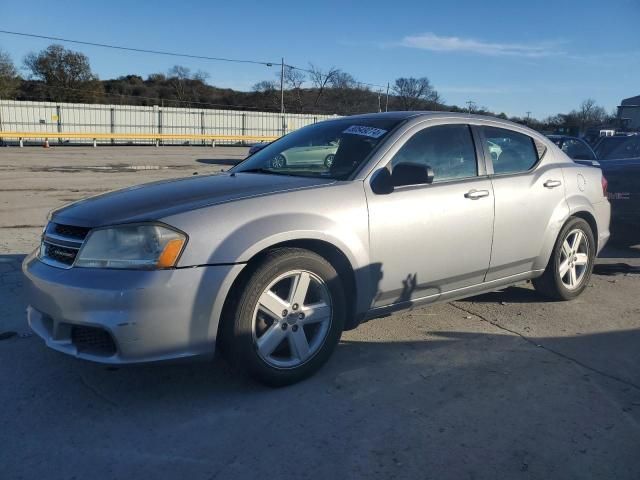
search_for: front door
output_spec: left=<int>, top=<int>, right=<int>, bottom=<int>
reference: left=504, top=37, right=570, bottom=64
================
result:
left=365, top=123, right=494, bottom=308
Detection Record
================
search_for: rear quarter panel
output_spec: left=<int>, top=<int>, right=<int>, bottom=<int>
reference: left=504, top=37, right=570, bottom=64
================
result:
left=561, top=162, right=610, bottom=253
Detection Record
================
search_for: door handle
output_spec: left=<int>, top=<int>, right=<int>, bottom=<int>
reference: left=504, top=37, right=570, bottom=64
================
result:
left=544, top=179, right=562, bottom=188
left=464, top=189, right=490, bottom=200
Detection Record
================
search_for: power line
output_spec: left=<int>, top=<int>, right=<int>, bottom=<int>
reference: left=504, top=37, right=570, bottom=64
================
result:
left=0, top=29, right=277, bottom=67
left=0, top=29, right=390, bottom=91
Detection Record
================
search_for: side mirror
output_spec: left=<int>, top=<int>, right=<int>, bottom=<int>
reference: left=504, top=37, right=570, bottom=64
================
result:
left=370, top=167, right=394, bottom=195
left=392, top=162, right=434, bottom=187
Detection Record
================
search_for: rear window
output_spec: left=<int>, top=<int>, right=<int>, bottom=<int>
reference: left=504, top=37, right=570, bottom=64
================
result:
left=483, top=127, right=539, bottom=174
left=595, top=136, right=640, bottom=160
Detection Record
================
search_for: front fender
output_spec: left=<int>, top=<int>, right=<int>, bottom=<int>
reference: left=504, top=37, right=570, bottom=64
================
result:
left=164, top=181, right=373, bottom=315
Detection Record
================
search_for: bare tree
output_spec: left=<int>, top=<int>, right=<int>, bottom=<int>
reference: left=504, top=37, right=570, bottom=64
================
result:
left=283, top=66, right=305, bottom=90
left=308, top=63, right=339, bottom=106
left=576, top=98, right=607, bottom=132
left=0, top=49, right=20, bottom=98
left=392, top=77, right=438, bottom=110
left=252, top=80, right=280, bottom=110
left=193, top=70, right=210, bottom=83
left=252, top=80, right=278, bottom=93
left=329, top=70, right=356, bottom=89
left=281, top=66, right=306, bottom=112
left=167, top=65, right=192, bottom=102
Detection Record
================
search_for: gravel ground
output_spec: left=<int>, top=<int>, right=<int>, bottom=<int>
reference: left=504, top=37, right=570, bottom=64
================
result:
left=1, top=146, right=639, bottom=480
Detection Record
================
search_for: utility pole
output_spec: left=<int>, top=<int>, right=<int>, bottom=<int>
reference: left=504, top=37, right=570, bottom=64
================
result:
left=466, top=100, right=475, bottom=113
left=525, top=111, right=531, bottom=124
left=377, top=90, right=382, bottom=112
left=280, top=57, right=285, bottom=115
left=280, top=57, right=285, bottom=135
left=385, top=82, right=390, bottom=112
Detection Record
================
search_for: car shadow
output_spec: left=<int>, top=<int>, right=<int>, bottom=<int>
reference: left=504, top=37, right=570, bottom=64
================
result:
left=462, top=285, right=546, bottom=304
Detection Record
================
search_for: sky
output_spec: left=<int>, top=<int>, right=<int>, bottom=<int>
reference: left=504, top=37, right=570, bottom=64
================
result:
left=1, top=0, right=639, bottom=119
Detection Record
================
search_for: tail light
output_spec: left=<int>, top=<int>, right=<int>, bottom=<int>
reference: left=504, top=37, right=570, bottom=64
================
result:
left=601, top=174, right=608, bottom=197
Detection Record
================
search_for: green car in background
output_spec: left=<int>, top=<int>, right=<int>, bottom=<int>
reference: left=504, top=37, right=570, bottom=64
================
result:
left=270, top=141, right=339, bottom=168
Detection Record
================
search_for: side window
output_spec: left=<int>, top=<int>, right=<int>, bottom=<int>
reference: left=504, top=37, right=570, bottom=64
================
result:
left=390, top=124, right=477, bottom=183
left=562, top=139, right=595, bottom=161
left=483, top=127, right=539, bottom=175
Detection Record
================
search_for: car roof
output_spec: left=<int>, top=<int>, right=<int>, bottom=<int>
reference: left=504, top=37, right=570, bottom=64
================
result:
left=338, top=111, right=533, bottom=131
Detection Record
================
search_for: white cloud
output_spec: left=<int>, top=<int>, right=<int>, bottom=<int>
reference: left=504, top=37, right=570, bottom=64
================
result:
left=399, top=33, right=563, bottom=57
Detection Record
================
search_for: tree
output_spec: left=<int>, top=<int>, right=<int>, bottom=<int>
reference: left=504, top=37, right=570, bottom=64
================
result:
left=308, top=63, right=339, bottom=106
left=329, top=70, right=356, bottom=89
left=167, top=65, right=192, bottom=102
left=252, top=80, right=278, bottom=93
left=392, top=77, right=438, bottom=110
left=252, top=80, right=280, bottom=110
left=282, top=66, right=306, bottom=112
left=575, top=98, right=607, bottom=132
left=23, top=44, right=102, bottom=102
left=0, top=49, right=20, bottom=98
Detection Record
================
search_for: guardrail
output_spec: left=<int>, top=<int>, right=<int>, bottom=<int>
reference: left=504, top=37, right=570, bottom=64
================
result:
left=0, top=131, right=279, bottom=147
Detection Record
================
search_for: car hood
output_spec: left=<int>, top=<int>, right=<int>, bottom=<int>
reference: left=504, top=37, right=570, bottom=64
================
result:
left=52, top=172, right=334, bottom=227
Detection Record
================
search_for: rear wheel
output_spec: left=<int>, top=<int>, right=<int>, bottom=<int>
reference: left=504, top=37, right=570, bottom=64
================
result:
left=220, top=248, right=345, bottom=386
left=533, top=217, right=595, bottom=300
left=271, top=154, right=286, bottom=168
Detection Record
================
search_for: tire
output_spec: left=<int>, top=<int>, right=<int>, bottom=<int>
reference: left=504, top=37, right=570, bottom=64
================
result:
left=220, top=248, right=345, bottom=386
left=533, top=217, right=595, bottom=301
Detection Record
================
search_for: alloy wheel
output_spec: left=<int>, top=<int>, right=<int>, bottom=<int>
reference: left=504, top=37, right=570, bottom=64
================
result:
left=324, top=154, right=335, bottom=168
left=559, top=228, right=590, bottom=290
left=252, top=270, right=333, bottom=368
left=271, top=155, right=286, bottom=168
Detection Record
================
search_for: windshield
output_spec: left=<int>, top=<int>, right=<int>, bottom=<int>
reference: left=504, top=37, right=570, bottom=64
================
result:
left=595, top=136, right=640, bottom=160
left=233, top=117, right=403, bottom=179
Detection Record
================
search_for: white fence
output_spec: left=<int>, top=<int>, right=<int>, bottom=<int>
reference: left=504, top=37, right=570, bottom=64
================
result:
left=0, top=100, right=338, bottom=145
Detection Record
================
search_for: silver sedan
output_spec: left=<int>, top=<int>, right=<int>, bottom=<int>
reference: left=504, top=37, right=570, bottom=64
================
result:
left=23, top=112, right=610, bottom=385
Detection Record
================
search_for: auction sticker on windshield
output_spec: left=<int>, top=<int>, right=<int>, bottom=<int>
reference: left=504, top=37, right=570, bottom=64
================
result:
left=343, top=125, right=388, bottom=138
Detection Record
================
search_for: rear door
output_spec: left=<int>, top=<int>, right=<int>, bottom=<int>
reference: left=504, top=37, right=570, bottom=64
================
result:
left=479, top=126, right=568, bottom=280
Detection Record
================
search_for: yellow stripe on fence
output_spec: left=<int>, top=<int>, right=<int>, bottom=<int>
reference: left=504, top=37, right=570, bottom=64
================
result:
left=0, top=131, right=278, bottom=142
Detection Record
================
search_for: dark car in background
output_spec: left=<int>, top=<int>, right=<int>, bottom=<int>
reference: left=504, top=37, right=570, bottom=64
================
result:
left=593, top=134, right=640, bottom=162
left=247, top=142, right=270, bottom=157
left=593, top=135, right=640, bottom=242
left=547, top=135, right=598, bottom=165
left=548, top=134, right=639, bottom=243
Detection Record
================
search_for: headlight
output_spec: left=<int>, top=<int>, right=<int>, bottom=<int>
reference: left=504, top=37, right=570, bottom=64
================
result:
left=75, top=224, right=186, bottom=269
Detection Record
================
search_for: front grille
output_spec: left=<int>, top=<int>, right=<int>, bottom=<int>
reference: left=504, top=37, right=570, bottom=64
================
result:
left=71, top=326, right=117, bottom=356
left=53, top=223, right=91, bottom=240
left=39, top=222, right=91, bottom=269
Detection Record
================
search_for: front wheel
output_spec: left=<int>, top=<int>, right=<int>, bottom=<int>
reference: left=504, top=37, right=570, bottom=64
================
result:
left=533, top=217, right=595, bottom=300
left=220, top=248, right=345, bottom=386
left=324, top=154, right=335, bottom=168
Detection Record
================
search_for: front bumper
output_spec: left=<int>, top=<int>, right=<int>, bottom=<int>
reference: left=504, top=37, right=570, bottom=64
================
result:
left=22, top=251, right=242, bottom=364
